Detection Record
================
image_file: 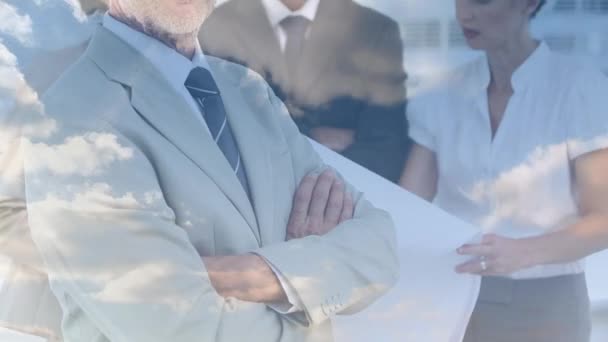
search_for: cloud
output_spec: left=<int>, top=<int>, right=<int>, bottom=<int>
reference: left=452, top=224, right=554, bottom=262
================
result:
left=33, top=182, right=141, bottom=212
left=0, top=40, right=53, bottom=197
left=463, top=137, right=608, bottom=232
left=466, top=143, right=573, bottom=231
left=93, top=262, right=205, bottom=311
left=143, top=191, right=163, bottom=206
left=0, top=42, right=17, bottom=68
left=59, top=0, right=88, bottom=23
left=0, top=39, right=52, bottom=142
left=0, top=43, right=39, bottom=116
left=24, top=132, right=134, bottom=177
left=0, top=2, right=33, bottom=44
left=29, top=182, right=175, bottom=221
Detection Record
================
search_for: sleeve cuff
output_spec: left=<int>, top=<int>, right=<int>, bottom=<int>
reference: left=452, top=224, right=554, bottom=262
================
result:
left=408, top=126, right=436, bottom=152
left=254, top=254, right=304, bottom=314
left=568, top=136, right=608, bottom=160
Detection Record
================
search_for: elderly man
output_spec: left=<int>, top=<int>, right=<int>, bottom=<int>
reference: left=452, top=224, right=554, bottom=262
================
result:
left=16, top=0, right=399, bottom=341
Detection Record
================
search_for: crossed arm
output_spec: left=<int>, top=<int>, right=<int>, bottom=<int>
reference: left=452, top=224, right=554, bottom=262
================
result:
left=21, top=78, right=398, bottom=340
left=204, top=169, right=354, bottom=304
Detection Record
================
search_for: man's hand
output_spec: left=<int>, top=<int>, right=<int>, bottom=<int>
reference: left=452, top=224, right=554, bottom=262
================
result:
left=204, top=169, right=354, bottom=303
left=204, top=254, right=287, bottom=303
left=310, top=127, right=355, bottom=152
left=287, top=169, right=354, bottom=240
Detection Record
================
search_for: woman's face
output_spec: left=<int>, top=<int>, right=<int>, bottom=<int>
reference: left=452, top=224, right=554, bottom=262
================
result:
left=455, top=0, right=537, bottom=51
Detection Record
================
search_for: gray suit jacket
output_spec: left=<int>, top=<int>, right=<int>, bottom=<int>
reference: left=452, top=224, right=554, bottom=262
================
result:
left=23, top=41, right=89, bottom=95
left=16, top=26, right=399, bottom=341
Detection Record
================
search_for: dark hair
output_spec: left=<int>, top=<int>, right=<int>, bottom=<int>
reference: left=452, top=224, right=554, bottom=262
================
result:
left=531, top=0, right=547, bottom=18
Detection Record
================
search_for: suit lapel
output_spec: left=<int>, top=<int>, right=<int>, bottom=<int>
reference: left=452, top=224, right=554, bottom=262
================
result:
left=129, top=79, right=261, bottom=243
left=210, top=60, right=275, bottom=246
left=86, top=27, right=260, bottom=242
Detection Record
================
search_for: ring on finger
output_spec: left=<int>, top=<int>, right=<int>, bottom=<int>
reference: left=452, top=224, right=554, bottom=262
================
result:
left=480, top=258, right=488, bottom=271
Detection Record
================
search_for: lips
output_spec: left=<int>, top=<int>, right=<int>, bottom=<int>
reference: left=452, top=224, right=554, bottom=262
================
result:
left=462, top=28, right=480, bottom=40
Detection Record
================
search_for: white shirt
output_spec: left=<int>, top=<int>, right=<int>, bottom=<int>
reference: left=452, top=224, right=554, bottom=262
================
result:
left=408, top=42, right=608, bottom=279
left=260, top=0, right=321, bottom=52
left=102, top=14, right=303, bottom=312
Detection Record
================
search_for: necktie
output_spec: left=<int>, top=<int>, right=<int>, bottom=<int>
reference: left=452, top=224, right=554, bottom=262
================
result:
left=280, top=15, right=311, bottom=80
left=185, top=67, right=250, bottom=196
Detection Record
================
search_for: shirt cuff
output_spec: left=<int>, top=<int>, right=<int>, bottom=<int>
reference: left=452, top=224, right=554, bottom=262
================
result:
left=256, top=254, right=304, bottom=314
left=408, top=125, right=436, bottom=152
left=568, top=136, right=608, bottom=160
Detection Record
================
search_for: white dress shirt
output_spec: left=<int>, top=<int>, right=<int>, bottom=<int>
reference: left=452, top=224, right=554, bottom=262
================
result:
left=103, top=14, right=303, bottom=312
left=408, top=42, right=608, bottom=279
left=260, top=0, right=321, bottom=52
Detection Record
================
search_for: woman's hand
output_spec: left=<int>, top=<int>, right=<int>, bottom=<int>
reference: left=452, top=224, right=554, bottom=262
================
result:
left=455, top=234, right=538, bottom=276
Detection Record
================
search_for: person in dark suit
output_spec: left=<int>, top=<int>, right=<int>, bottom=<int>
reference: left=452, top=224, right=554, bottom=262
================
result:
left=200, top=0, right=409, bottom=183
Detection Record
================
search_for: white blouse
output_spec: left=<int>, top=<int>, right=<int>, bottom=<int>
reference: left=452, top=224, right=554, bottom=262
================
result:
left=408, top=43, right=608, bottom=279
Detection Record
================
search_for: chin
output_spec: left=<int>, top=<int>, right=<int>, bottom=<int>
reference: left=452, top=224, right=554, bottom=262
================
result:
left=153, top=0, right=214, bottom=35
left=156, top=10, right=207, bottom=35
left=162, top=20, right=203, bottom=35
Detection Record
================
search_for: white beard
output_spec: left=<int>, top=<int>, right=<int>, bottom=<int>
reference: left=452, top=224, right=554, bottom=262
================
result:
left=119, top=0, right=214, bottom=36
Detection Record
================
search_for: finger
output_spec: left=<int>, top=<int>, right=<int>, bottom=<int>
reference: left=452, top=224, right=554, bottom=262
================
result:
left=324, top=179, right=345, bottom=227
left=287, top=173, right=318, bottom=232
left=457, top=244, right=494, bottom=258
left=481, top=234, right=499, bottom=244
left=455, top=258, right=493, bottom=275
left=308, top=169, right=336, bottom=224
left=339, top=190, right=354, bottom=223
left=286, top=231, right=296, bottom=241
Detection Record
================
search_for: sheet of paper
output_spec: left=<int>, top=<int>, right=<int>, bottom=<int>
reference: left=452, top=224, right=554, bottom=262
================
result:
left=0, top=255, right=11, bottom=295
left=587, top=250, right=608, bottom=309
left=312, top=141, right=481, bottom=342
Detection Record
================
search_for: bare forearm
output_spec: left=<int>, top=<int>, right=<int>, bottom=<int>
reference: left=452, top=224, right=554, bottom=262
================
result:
left=203, top=254, right=287, bottom=304
left=399, top=144, right=437, bottom=201
left=527, top=214, right=608, bottom=266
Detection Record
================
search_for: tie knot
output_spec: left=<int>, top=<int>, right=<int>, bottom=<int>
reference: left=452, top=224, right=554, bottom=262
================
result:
left=279, top=15, right=311, bottom=35
left=185, top=67, right=220, bottom=99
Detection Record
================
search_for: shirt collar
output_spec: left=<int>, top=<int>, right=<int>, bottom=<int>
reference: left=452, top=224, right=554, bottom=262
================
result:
left=102, top=13, right=210, bottom=91
left=475, top=41, right=551, bottom=93
left=511, top=42, right=550, bottom=92
left=261, top=0, right=321, bottom=28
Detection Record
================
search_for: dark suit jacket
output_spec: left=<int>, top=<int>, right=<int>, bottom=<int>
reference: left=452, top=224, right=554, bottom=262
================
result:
left=200, top=0, right=409, bottom=182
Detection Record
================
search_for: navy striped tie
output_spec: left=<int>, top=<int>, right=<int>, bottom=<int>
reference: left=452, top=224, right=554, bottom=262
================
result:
left=185, top=67, right=250, bottom=196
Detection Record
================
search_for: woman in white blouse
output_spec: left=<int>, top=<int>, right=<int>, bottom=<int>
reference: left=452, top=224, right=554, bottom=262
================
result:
left=400, top=0, right=608, bottom=341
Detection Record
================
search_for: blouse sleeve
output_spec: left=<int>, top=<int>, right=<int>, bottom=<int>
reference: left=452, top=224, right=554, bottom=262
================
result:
left=407, top=91, right=439, bottom=152
left=566, top=67, right=608, bottom=160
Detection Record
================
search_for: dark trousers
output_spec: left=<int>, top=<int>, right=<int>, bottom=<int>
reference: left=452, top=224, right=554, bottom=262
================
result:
left=464, top=274, right=591, bottom=342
